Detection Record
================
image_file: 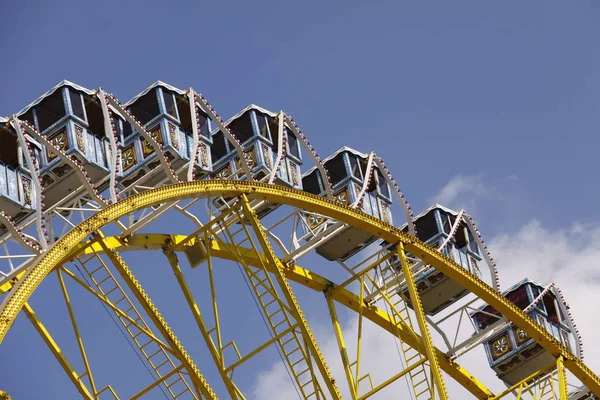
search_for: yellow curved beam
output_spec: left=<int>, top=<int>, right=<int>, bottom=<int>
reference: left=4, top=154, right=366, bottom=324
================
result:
left=0, top=181, right=597, bottom=398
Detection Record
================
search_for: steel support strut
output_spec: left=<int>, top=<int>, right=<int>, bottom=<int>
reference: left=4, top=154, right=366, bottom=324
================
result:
left=163, top=248, right=245, bottom=399
left=397, top=242, right=449, bottom=400
left=239, top=194, right=342, bottom=400
left=96, top=235, right=218, bottom=400
left=22, top=302, right=94, bottom=399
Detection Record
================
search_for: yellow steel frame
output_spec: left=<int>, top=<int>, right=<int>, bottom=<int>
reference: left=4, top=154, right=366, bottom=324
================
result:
left=22, top=302, right=95, bottom=399
left=1, top=181, right=598, bottom=398
left=96, top=235, right=217, bottom=400
left=397, top=242, right=448, bottom=400
left=239, top=195, right=342, bottom=399
left=163, top=248, right=245, bottom=399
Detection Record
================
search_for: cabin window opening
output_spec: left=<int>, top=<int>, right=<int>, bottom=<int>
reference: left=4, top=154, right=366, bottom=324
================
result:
left=163, top=90, right=178, bottom=119
left=366, top=170, right=377, bottom=193
left=120, top=118, right=134, bottom=140
left=228, top=112, right=254, bottom=143
left=176, top=97, right=192, bottom=132
left=542, top=294, right=559, bottom=324
left=441, top=214, right=452, bottom=234
left=211, top=131, right=228, bottom=163
left=377, top=170, right=390, bottom=198
left=349, top=155, right=362, bottom=179
left=269, top=117, right=280, bottom=150
left=287, top=129, right=300, bottom=159
left=506, top=286, right=530, bottom=310
left=35, top=92, right=66, bottom=132
left=468, top=229, right=479, bottom=254
left=0, top=129, right=19, bottom=168
left=454, top=223, right=468, bottom=249
left=69, top=90, right=86, bottom=121
left=326, top=153, right=347, bottom=186
left=198, top=113, right=210, bottom=137
left=415, top=211, right=438, bottom=242
left=21, top=110, right=35, bottom=127
left=303, top=170, right=322, bottom=195
left=256, top=113, right=270, bottom=139
left=474, top=306, right=500, bottom=330
left=129, top=91, right=160, bottom=125
left=84, top=98, right=105, bottom=136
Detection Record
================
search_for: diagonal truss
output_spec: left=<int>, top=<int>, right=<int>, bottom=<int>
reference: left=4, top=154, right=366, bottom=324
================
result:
left=1, top=181, right=598, bottom=399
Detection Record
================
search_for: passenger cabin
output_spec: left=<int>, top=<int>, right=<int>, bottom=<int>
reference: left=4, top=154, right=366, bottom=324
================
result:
left=210, top=105, right=303, bottom=216
left=0, top=119, right=37, bottom=225
left=302, top=147, right=392, bottom=261
left=211, top=105, right=303, bottom=186
left=470, top=279, right=574, bottom=386
left=17, top=81, right=109, bottom=207
left=118, top=82, right=213, bottom=190
left=397, top=204, right=482, bottom=315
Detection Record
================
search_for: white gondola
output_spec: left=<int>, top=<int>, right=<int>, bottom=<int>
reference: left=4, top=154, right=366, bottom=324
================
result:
left=302, top=147, right=392, bottom=261
left=119, top=82, right=213, bottom=189
left=210, top=105, right=303, bottom=217
left=16, top=81, right=109, bottom=207
left=397, top=204, right=483, bottom=315
left=0, top=119, right=37, bottom=225
left=471, top=278, right=576, bottom=386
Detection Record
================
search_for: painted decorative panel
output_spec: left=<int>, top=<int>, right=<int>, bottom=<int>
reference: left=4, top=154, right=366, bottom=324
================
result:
left=74, top=125, right=86, bottom=152
left=48, top=130, right=68, bottom=161
left=168, top=123, right=178, bottom=150
left=121, top=145, right=136, bottom=172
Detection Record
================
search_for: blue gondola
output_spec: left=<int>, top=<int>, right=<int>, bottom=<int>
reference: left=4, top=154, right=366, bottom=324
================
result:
left=397, top=204, right=483, bottom=315
left=302, top=147, right=392, bottom=260
left=210, top=105, right=303, bottom=217
left=210, top=105, right=303, bottom=187
left=0, top=118, right=37, bottom=226
left=16, top=81, right=109, bottom=207
left=470, top=278, right=574, bottom=386
left=118, top=82, right=213, bottom=190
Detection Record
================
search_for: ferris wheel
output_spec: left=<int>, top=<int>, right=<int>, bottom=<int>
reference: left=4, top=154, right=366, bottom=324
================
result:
left=0, top=81, right=598, bottom=400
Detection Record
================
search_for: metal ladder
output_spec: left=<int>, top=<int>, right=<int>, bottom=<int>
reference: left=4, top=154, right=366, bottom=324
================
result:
left=377, top=258, right=434, bottom=400
left=537, top=372, right=558, bottom=400
left=77, top=250, right=196, bottom=399
left=241, top=261, right=324, bottom=399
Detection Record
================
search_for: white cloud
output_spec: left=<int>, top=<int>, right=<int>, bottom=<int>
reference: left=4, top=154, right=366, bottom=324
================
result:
left=488, top=220, right=600, bottom=374
left=429, top=174, right=489, bottom=211
left=250, top=219, right=600, bottom=398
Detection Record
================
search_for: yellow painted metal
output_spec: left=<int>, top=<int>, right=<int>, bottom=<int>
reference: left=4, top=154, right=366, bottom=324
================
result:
left=325, top=291, right=358, bottom=399
left=357, top=358, right=427, bottom=400
left=22, top=302, right=94, bottom=400
left=130, top=365, right=183, bottom=400
left=56, top=269, right=98, bottom=398
left=163, top=248, right=245, bottom=399
left=224, top=323, right=299, bottom=373
left=66, top=234, right=494, bottom=398
left=59, top=266, right=174, bottom=355
left=397, top=243, right=448, bottom=400
left=489, top=361, right=557, bottom=399
left=73, top=248, right=196, bottom=399
left=240, top=194, right=342, bottom=399
left=557, top=356, right=568, bottom=400
left=97, top=237, right=217, bottom=400
left=1, top=181, right=598, bottom=398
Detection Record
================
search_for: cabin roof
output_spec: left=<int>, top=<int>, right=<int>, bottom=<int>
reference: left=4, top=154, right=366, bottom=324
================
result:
left=471, top=277, right=550, bottom=315
left=209, top=104, right=278, bottom=136
left=16, top=80, right=95, bottom=117
left=395, top=203, right=461, bottom=232
left=301, top=146, right=370, bottom=177
left=124, top=81, right=187, bottom=107
left=228, top=104, right=278, bottom=121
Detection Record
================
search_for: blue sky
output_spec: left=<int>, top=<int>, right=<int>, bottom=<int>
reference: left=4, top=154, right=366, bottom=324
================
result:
left=1, top=1, right=600, bottom=398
